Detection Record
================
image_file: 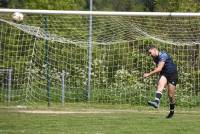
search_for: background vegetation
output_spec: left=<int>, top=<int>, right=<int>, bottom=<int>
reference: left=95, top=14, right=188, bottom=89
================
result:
left=1, top=0, right=200, bottom=12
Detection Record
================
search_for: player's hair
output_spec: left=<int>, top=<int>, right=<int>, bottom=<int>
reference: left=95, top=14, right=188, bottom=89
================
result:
left=145, top=45, right=156, bottom=52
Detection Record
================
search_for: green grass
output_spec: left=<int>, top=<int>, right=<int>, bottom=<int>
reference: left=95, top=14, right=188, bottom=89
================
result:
left=0, top=105, right=200, bottom=134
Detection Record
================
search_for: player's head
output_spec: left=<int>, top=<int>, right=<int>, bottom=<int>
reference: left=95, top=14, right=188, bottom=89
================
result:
left=146, top=45, right=159, bottom=57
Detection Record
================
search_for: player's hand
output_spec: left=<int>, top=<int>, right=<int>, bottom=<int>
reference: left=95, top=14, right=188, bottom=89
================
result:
left=143, top=73, right=150, bottom=78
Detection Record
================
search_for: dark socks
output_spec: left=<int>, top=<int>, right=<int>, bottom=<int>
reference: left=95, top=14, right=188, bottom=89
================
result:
left=166, top=103, right=175, bottom=118
left=170, top=103, right=175, bottom=112
left=155, top=91, right=162, bottom=103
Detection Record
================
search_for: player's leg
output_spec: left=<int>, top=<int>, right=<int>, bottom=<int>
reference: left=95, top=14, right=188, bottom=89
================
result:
left=166, top=83, right=176, bottom=118
left=148, top=75, right=167, bottom=108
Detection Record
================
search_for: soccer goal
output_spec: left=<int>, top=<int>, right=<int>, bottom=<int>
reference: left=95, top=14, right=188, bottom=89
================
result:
left=0, top=9, right=199, bottom=107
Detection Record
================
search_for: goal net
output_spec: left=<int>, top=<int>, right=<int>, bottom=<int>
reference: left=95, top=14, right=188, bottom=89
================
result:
left=0, top=10, right=199, bottom=107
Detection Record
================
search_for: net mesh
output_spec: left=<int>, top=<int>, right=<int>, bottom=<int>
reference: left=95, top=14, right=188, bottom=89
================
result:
left=0, top=12, right=199, bottom=107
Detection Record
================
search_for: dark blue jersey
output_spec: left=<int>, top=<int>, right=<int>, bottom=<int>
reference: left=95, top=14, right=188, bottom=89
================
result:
left=153, top=51, right=177, bottom=74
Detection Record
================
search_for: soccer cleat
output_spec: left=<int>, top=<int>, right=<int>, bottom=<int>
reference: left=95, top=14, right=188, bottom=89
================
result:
left=166, top=111, right=174, bottom=119
left=147, top=100, right=159, bottom=108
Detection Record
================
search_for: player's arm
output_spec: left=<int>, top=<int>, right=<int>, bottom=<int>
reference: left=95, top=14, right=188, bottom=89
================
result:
left=143, top=61, right=165, bottom=78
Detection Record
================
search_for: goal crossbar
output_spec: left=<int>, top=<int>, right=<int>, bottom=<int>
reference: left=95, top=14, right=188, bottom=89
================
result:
left=1, top=9, right=200, bottom=17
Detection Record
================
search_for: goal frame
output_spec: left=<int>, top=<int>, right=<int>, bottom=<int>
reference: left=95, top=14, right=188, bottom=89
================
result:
left=0, top=9, right=199, bottom=106
left=0, top=9, right=200, bottom=17
left=0, top=69, right=12, bottom=103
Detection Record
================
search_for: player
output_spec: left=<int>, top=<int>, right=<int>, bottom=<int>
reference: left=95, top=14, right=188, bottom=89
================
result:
left=143, top=46, right=178, bottom=118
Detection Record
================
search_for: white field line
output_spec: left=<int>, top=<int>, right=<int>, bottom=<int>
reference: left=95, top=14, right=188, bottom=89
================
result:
left=17, top=109, right=160, bottom=114
left=16, top=109, right=200, bottom=115
left=1, top=106, right=199, bottom=115
left=18, top=110, right=113, bottom=114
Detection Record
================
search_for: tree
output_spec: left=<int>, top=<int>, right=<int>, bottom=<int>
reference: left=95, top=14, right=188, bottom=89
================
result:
left=7, top=0, right=86, bottom=10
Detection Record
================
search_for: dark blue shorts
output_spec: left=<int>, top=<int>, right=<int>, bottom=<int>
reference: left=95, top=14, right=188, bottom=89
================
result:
left=160, top=71, right=178, bottom=86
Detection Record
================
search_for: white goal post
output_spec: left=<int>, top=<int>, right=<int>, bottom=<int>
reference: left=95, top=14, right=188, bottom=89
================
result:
left=0, top=9, right=199, bottom=107
left=0, top=69, right=12, bottom=103
left=1, top=9, right=200, bottom=16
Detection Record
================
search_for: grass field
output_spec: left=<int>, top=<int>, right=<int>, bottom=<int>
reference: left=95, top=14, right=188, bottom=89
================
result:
left=0, top=104, right=200, bottom=134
